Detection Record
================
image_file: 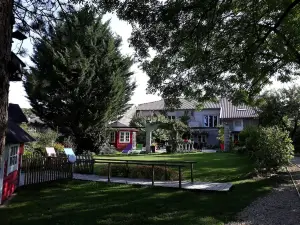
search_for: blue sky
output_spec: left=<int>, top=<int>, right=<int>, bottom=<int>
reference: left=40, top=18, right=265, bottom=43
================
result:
left=9, top=13, right=295, bottom=108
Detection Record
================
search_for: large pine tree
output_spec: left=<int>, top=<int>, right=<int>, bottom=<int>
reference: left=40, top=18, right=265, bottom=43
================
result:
left=24, top=6, right=136, bottom=153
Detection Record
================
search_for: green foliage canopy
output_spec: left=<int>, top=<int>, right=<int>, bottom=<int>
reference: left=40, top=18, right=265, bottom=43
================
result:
left=24, top=6, right=136, bottom=153
left=239, top=126, right=294, bottom=173
left=258, top=85, right=300, bottom=140
left=96, top=0, right=300, bottom=106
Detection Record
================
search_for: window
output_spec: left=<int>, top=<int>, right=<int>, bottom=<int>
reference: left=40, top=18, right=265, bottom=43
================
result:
left=232, top=133, right=239, bottom=142
left=7, top=145, right=19, bottom=175
left=109, top=132, right=115, bottom=143
left=168, top=116, right=176, bottom=120
left=119, top=131, right=130, bottom=143
left=200, top=135, right=207, bottom=143
left=234, top=120, right=242, bottom=127
left=237, top=104, right=247, bottom=111
left=204, top=115, right=218, bottom=127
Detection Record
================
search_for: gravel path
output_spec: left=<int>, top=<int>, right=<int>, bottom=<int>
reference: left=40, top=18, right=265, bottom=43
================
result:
left=226, top=166, right=300, bottom=225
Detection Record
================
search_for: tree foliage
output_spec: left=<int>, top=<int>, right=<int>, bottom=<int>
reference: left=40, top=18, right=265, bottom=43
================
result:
left=21, top=123, right=58, bottom=155
left=96, top=0, right=300, bottom=106
left=24, top=6, right=135, bottom=153
left=258, top=85, right=300, bottom=141
left=130, top=114, right=189, bottom=150
left=239, top=126, right=294, bottom=173
left=0, top=0, right=79, bottom=155
left=130, top=115, right=169, bottom=144
left=22, top=108, right=35, bottom=119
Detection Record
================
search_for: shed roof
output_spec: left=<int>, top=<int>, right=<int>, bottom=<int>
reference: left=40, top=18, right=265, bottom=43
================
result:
left=8, top=103, right=28, bottom=123
left=109, top=121, right=129, bottom=128
left=108, top=121, right=139, bottom=131
left=6, top=120, right=35, bottom=144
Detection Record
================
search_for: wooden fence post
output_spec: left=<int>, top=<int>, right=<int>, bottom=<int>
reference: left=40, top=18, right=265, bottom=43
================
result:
left=108, top=162, right=111, bottom=182
left=126, top=160, right=129, bottom=178
left=164, top=162, right=167, bottom=181
left=190, top=163, right=194, bottom=183
left=179, top=166, right=182, bottom=188
left=152, top=164, right=154, bottom=186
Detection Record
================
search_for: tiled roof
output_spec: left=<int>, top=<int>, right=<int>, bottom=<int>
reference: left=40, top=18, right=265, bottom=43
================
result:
left=109, top=121, right=129, bottom=128
left=137, top=99, right=221, bottom=110
left=202, top=102, right=220, bottom=109
left=8, top=103, right=28, bottom=123
left=137, top=98, right=257, bottom=119
left=219, top=98, right=258, bottom=119
left=137, top=99, right=198, bottom=110
left=6, top=120, right=35, bottom=144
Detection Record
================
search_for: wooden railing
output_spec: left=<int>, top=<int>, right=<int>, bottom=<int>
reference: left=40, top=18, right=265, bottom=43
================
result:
left=75, top=155, right=94, bottom=174
left=94, top=158, right=196, bottom=182
left=95, top=160, right=185, bottom=188
left=94, top=159, right=197, bottom=188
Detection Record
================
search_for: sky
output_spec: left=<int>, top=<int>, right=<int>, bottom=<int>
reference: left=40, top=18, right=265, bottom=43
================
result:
left=9, top=13, right=296, bottom=108
left=9, top=13, right=161, bottom=108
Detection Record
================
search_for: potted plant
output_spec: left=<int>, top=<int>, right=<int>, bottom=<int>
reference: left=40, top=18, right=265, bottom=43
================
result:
left=150, top=143, right=156, bottom=153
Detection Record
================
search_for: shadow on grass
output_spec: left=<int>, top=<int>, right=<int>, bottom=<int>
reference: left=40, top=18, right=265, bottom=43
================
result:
left=0, top=177, right=277, bottom=225
left=94, top=153, right=254, bottom=183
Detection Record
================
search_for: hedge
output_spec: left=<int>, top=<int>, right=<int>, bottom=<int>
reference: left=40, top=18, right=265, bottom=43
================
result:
left=99, top=164, right=179, bottom=181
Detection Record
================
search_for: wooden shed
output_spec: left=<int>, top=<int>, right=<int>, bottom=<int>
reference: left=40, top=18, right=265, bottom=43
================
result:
left=0, top=105, right=35, bottom=204
left=108, top=121, right=139, bottom=151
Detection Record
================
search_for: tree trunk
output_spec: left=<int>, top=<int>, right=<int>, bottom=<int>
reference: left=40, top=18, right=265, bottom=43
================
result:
left=0, top=1, right=14, bottom=155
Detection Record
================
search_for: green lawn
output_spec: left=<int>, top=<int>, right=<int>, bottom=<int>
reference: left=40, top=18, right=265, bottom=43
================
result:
left=0, top=178, right=275, bottom=225
left=0, top=153, right=278, bottom=225
left=94, top=152, right=255, bottom=182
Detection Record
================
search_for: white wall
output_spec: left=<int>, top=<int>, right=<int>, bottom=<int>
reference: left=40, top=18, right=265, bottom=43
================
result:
left=189, top=109, right=220, bottom=127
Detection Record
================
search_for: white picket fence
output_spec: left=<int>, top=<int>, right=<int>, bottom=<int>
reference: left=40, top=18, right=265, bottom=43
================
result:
left=176, top=142, right=194, bottom=152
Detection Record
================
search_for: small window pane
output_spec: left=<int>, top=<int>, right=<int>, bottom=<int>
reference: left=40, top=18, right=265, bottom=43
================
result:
left=213, top=116, right=218, bottom=127
left=204, top=115, right=208, bottom=127
left=209, top=116, right=213, bottom=127
left=125, top=132, right=130, bottom=142
left=235, top=120, right=242, bottom=126
left=110, top=132, right=115, bottom=142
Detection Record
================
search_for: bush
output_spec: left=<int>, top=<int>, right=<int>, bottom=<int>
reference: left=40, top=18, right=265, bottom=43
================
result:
left=239, top=126, right=261, bottom=157
left=239, top=126, right=294, bottom=173
left=254, top=127, right=294, bottom=173
left=293, top=128, right=300, bottom=153
left=23, top=149, right=34, bottom=157
left=99, top=164, right=179, bottom=181
left=54, top=143, right=65, bottom=156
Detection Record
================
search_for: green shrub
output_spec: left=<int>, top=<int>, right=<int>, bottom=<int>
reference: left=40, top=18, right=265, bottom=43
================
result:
left=99, top=164, right=179, bottom=181
left=217, top=126, right=224, bottom=143
left=293, top=128, right=300, bottom=153
left=254, top=127, right=294, bottom=173
left=239, top=126, right=294, bottom=173
left=33, top=146, right=47, bottom=156
left=23, top=149, right=34, bottom=157
left=239, top=126, right=261, bottom=157
left=54, top=143, right=64, bottom=154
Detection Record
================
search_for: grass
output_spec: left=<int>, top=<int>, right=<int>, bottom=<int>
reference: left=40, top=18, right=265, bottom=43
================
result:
left=0, top=153, right=278, bottom=225
left=0, top=178, right=276, bottom=225
left=94, top=152, right=255, bottom=182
